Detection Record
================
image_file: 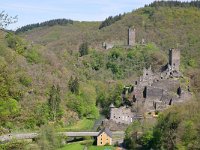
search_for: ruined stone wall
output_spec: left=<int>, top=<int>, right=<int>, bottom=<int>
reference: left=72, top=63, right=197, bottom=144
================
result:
left=146, top=86, right=163, bottom=100
left=103, top=42, right=114, bottom=50
left=152, top=79, right=180, bottom=92
left=110, top=107, right=133, bottom=124
left=133, top=86, right=145, bottom=101
left=169, top=48, right=180, bottom=71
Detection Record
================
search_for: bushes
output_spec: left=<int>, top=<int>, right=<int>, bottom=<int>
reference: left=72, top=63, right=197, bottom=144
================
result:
left=0, top=140, right=28, bottom=150
left=5, top=32, right=42, bottom=64
left=79, top=42, right=89, bottom=57
left=5, top=32, right=26, bottom=55
left=19, top=74, right=32, bottom=87
left=0, top=98, right=20, bottom=119
left=48, top=85, right=63, bottom=121
left=25, top=49, right=42, bottom=63
left=90, top=51, right=104, bottom=71
left=96, top=82, right=123, bottom=116
left=124, top=121, right=142, bottom=149
left=66, top=82, right=99, bottom=119
left=67, top=93, right=98, bottom=119
left=106, top=62, right=123, bottom=78
left=68, top=76, right=79, bottom=94
left=129, top=101, right=200, bottom=149
left=34, top=103, right=49, bottom=126
left=37, top=125, right=63, bottom=150
left=138, top=130, right=153, bottom=149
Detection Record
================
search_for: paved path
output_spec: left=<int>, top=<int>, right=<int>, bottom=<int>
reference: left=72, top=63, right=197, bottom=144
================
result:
left=0, top=131, right=125, bottom=143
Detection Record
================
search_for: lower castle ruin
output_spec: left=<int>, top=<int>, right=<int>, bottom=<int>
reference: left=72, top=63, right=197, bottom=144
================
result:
left=103, top=48, right=192, bottom=130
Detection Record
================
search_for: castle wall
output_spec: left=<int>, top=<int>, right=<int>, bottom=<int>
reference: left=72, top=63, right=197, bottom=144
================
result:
left=169, top=48, right=180, bottom=71
left=110, top=107, right=133, bottom=124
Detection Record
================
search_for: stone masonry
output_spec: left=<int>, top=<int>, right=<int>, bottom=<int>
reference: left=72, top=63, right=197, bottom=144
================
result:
left=128, top=27, right=136, bottom=46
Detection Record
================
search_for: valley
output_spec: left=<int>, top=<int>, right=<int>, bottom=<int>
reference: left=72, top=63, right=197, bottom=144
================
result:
left=0, top=1, right=200, bottom=149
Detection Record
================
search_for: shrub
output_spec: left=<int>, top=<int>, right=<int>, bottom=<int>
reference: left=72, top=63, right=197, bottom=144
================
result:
left=25, top=49, right=42, bottom=63
left=79, top=42, right=89, bottom=57
left=19, top=75, right=32, bottom=87
left=0, top=140, right=28, bottom=150
left=37, top=125, right=63, bottom=150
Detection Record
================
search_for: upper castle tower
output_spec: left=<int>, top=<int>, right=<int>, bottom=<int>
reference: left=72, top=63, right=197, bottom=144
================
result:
left=128, top=27, right=135, bottom=46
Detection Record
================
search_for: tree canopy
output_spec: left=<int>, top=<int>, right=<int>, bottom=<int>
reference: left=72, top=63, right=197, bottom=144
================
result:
left=99, top=13, right=125, bottom=29
left=0, top=11, right=17, bottom=29
left=15, top=19, right=73, bottom=33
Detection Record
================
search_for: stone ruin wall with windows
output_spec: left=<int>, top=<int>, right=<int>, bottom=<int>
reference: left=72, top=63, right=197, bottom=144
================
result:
left=109, top=106, right=133, bottom=124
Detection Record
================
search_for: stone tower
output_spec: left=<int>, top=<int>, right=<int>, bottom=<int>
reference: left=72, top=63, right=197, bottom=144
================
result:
left=128, top=27, right=135, bottom=46
left=169, top=48, right=180, bottom=71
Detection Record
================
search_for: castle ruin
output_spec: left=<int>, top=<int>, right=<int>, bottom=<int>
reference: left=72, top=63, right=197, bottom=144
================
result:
left=103, top=48, right=191, bottom=129
left=103, top=27, right=136, bottom=49
left=161, top=48, right=181, bottom=78
left=128, top=27, right=135, bottom=46
left=169, top=48, right=180, bottom=71
left=128, top=27, right=136, bottom=46
left=109, top=104, right=133, bottom=124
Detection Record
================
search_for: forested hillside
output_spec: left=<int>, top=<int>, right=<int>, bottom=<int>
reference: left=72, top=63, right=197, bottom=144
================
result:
left=1, top=29, right=164, bottom=133
left=0, top=1, right=200, bottom=149
left=19, top=3, right=200, bottom=70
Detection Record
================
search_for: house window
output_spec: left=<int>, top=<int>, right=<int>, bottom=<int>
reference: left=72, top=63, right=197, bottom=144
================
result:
left=101, top=142, right=102, bottom=144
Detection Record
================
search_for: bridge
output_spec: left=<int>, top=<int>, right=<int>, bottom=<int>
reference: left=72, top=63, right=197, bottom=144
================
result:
left=0, top=131, right=124, bottom=143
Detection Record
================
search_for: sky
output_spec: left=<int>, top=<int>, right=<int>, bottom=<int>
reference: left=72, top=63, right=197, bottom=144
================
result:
left=0, top=0, right=188, bottom=30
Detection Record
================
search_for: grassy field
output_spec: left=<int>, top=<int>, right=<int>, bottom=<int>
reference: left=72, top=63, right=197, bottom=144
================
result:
left=58, top=143, right=85, bottom=150
left=58, top=143, right=115, bottom=150
left=88, top=145, right=115, bottom=150
left=60, top=118, right=95, bottom=131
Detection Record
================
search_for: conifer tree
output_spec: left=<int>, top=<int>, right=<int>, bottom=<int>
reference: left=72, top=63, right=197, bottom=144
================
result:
left=68, top=76, right=79, bottom=94
left=79, top=42, right=89, bottom=57
left=48, top=85, right=61, bottom=121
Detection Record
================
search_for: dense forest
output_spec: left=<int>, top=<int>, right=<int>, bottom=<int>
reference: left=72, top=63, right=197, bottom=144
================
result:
left=15, top=19, right=73, bottom=33
left=99, top=13, right=125, bottom=29
left=0, top=1, right=200, bottom=149
left=148, top=0, right=200, bottom=8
